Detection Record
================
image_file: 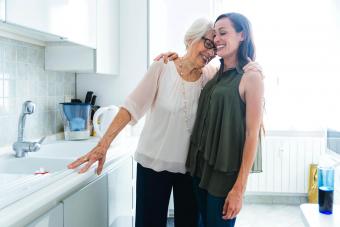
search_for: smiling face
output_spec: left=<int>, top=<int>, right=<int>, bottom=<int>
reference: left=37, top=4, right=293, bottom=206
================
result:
left=214, top=17, right=244, bottom=60
left=186, top=30, right=216, bottom=68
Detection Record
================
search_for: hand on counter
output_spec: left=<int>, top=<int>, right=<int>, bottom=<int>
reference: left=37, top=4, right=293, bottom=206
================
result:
left=68, top=108, right=132, bottom=175
left=67, top=142, right=108, bottom=175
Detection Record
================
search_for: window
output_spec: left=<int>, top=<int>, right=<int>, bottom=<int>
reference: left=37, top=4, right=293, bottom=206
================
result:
left=212, top=0, right=340, bottom=131
left=149, top=0, right=340, bottom=131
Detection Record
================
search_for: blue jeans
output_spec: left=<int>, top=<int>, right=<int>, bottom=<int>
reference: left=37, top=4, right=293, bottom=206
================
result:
left=193, top=177, right=236, bottom=227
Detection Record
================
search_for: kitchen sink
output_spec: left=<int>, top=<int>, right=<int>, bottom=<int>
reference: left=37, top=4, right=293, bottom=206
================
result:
left=29, top=140, right=98, bottom=159
left=0, top=158, right=73, bottom=175
left=0, top=140, right=103, bottom=175
left=0, top=140, right=113, bottom=211
left=0, top=139, right=125, bottom=175
left=0, top=157, right=74, bottom=211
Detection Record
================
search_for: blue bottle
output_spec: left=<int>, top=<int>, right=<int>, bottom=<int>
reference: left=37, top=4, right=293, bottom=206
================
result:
left=318, top=166, right=334, bottom=214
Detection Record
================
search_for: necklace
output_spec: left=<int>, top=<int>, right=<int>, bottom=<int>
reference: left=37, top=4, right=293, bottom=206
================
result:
left=178, top=58, right=204, bottom=133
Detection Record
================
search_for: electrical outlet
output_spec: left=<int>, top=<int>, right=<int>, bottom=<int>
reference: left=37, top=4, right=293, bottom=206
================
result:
left=64, top=95, right=72, bottom=102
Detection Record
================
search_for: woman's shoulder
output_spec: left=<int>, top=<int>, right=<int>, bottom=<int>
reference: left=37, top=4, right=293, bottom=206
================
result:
left=148, top=60, right=167, bottom=70
left=242, top=70, right=263, bottom=83
left=146, top=60, right=179, bottom=85
left=241, top=70, right=264, bottom=94
left=149, top=60, right=177, bottom=74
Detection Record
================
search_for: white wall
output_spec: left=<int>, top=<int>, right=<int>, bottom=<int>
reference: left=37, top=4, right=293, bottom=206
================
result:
left=76, top=0, right=149, bottom=106
left=77, top=0, right=214, bottom=107
left=149, top=0, right=213, bottom=62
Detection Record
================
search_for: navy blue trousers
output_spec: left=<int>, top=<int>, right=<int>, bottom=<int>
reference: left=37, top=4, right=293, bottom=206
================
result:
left=193, top=177, right=236, bottom=227
left=135, top=163, right=199, bottom=227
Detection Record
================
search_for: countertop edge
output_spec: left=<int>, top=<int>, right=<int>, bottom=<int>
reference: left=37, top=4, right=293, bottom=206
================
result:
left=0, top=138, right=137, bottom=227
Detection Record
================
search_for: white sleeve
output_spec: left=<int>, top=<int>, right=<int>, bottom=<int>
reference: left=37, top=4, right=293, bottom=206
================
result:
left=121, top=61, right=164, bottom=125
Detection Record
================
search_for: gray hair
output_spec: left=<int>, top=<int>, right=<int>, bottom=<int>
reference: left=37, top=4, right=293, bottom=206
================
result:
left=184, top=18, right=213, bottom=49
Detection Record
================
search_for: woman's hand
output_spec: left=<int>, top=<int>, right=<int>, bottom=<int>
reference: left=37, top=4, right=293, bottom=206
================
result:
left=67, top=142, right=108, bottom=175
left=243, top=59, right=264, bottom=78
left=222, top=187, right=243, bottom=220
left=153, top=52, right=179, bottom=63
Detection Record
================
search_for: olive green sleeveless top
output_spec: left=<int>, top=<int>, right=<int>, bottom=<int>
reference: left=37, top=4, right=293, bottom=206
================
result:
left=186, top=65, right=262, bottom=197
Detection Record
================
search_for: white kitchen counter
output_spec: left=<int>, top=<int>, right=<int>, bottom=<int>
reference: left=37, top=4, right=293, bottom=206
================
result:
left=0, top=136, right=139, bottom=227
left=300, top=204, right=340, bottom=227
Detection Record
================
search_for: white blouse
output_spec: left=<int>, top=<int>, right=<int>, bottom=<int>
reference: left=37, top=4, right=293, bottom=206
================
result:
left=122, top=60, right=217, bottom=173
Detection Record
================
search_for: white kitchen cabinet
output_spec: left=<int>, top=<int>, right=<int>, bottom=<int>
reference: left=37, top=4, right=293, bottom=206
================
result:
left=96, top=0, right=119, bottom=75
left=45, top=42, right=96, bottom=72
left=5, top=0, right=96, bottom=48
left=63, top=176, right=108, bottom=227
left=26, top=203, right=63, bottom=227
left=45, top=0, right=119, bottom=75
left=0, top=0, right=5, bottom=21
left=108, top=156, right=133, bottom=227
left=132, top=159, right=137, bottom=216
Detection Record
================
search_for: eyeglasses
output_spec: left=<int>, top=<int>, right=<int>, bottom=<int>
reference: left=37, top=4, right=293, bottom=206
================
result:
left=201, top=37, right=216, bottom=50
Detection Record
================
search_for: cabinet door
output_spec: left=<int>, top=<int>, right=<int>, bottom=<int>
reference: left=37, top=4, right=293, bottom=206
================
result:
left=59, top=0, right=96, bottom=48
left=5, top=0, right=67, bottom=37
left=26, top=203, right=63, bottom=227
left=5, top=0, right=96, bottom=48
left=108, top=157, right=133, bottom=227
left=0, top=0, right=5, bottom=21
left=45, top=43, right=95, bottom=72
left=96, top=0, right=119, bottom=75
left=63, top=176, right=108, bottom=227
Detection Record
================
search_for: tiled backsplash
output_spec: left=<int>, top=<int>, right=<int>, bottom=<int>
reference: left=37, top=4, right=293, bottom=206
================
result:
left=0, top=37, right=75, bottom=146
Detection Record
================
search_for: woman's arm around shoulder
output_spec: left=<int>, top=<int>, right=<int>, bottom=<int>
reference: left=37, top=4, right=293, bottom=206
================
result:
left=240, top=70, right=264, bottom=103
left=202, top=61, right=219, bottom=81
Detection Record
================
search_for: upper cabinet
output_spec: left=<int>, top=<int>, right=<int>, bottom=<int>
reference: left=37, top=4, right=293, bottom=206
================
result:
left=96, top=0, right=119, bottom=75
left=4, top=0, right=96, bottom=48
left=0, top=0, right=119, bottom=75
left=45, top=0, right=119, bottom=75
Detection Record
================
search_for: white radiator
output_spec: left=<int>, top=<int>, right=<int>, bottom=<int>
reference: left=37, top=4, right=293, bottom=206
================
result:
left=246, top=131, right=326, bottom=194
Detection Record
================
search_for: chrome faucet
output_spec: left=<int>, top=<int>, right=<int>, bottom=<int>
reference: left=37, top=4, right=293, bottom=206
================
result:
left=12, top=101, right=46, bottom=158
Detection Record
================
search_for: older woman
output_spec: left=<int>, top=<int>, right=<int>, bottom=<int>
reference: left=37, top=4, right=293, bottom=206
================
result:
left=68, top=18, right=216, bottom=227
